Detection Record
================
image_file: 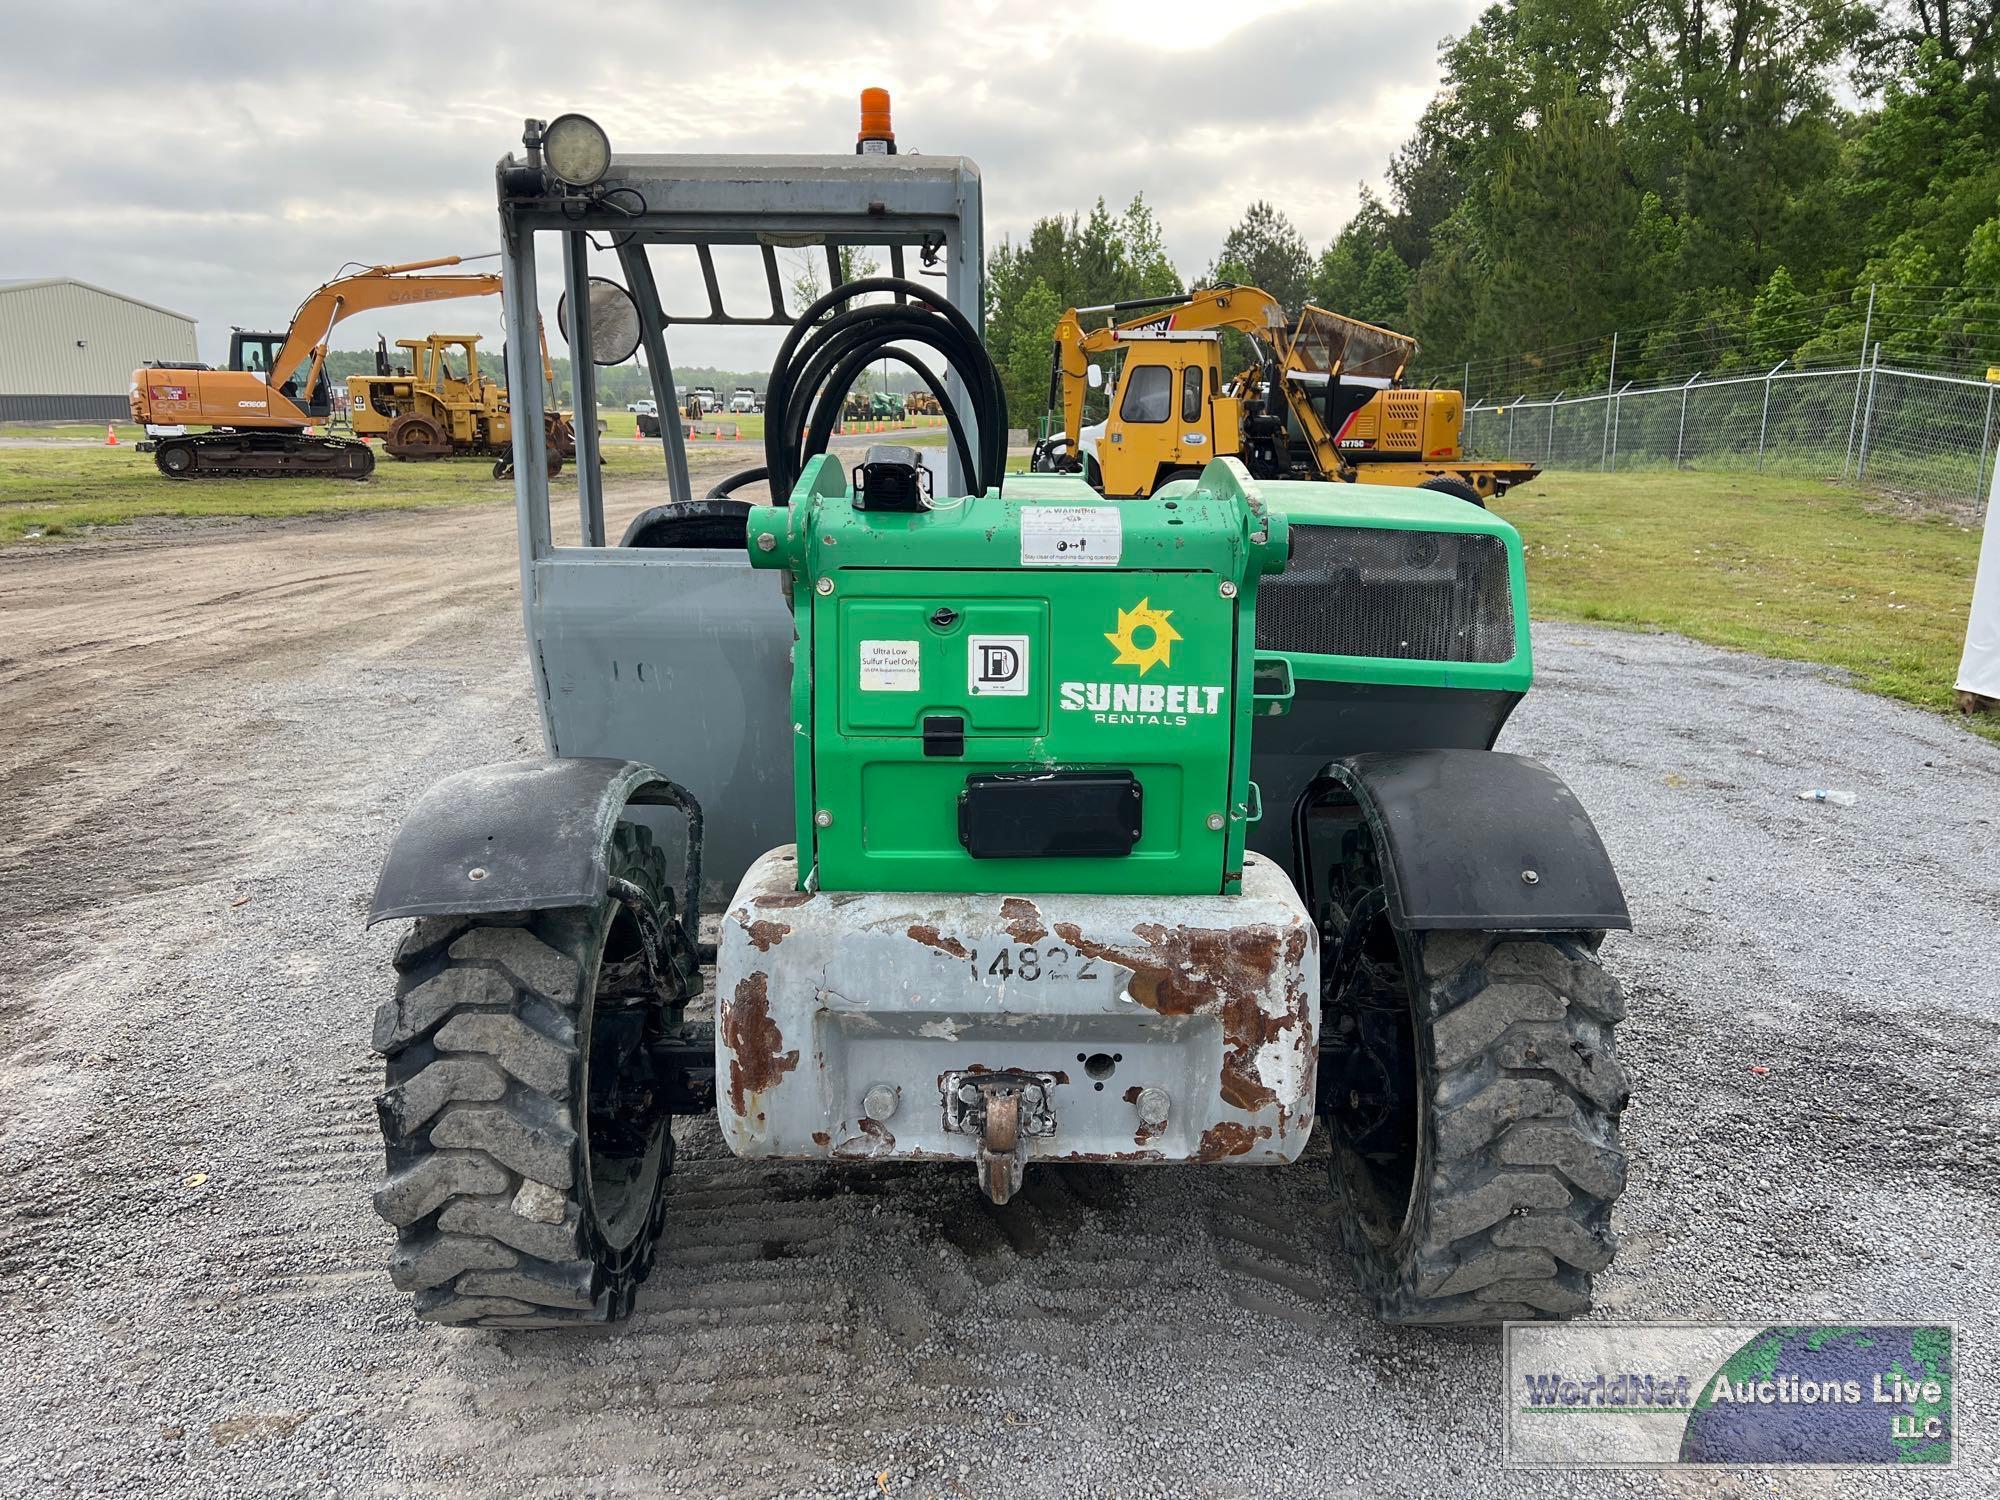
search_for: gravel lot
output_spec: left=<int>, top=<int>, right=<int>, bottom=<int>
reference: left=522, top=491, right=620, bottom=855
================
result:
left=1, top=484, right=1995, bottom=1498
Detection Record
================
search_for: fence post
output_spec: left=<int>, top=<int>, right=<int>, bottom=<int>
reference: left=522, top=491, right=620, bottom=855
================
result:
left=1548, top=392, right=1563, bottom=465
left=1599, top=332, right=1618, bottom=471
left=1843, top=283, right=1876, bottom=478
left=1756, top=360, right=1785, bottom=472
left=1508, top=401, right=1517, bottom=455
left=1676, top=372, right=1702, bottom=469
left=1856, top=342, right=1882, bottom=481
left=1980, top=383, right=1996, bottom=502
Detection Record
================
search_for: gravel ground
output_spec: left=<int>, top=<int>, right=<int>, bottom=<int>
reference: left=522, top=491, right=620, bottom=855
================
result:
left=0, top=498, right=1995, bottom=1498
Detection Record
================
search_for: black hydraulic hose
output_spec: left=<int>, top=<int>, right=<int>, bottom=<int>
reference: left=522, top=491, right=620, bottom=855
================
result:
left=769, top=277, right=1003, bottom=458
left=705, top=465, right=768, bottom=500
left=783, top=306, right=979, bottom=476
left=780, top=303, right=993, bottom=492
left=802, top=346, right=975, bottom=482
left=762, top=276, right=1007, bottom=503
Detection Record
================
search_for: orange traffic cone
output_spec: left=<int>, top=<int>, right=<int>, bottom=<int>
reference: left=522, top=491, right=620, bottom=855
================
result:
left=104, top=423, right=118, bottom=446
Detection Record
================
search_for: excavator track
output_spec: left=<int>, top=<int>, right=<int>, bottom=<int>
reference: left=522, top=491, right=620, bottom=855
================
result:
left=152, top=431, right=376, bottom=481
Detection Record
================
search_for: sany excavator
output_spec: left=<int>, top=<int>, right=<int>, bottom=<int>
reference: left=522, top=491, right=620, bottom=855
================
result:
left=1034, top=284, right=1538, bottom=503
left=130, top=257, right=506, bottom=480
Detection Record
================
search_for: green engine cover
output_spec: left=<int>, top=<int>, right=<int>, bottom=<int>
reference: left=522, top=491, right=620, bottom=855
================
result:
left=747, top=457, right=1289, bottom=896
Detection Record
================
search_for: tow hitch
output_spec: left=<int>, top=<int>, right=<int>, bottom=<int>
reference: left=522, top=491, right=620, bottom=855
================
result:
left=943, top=1069, right=1059, bottom=1204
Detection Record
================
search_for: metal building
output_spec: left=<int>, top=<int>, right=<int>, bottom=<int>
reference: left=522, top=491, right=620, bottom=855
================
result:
left=0, top=278, right=198, bottom=422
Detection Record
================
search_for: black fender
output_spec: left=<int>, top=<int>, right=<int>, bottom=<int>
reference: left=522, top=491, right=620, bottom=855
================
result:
left=1304, top=749, right=1629, bottom=932
left=367, top=758, right=701, bottom=940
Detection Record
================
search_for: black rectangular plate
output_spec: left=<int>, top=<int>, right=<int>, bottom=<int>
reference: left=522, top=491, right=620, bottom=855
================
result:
left=957, top=771, right=1142, bottom=859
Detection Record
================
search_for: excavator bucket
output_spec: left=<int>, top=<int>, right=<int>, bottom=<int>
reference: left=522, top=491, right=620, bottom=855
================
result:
left=1283, top=305, right=1419, bottom=436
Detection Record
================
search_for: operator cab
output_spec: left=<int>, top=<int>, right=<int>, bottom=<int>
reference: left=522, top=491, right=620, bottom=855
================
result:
left=1089, top=330, right=1235, bottom=496
left=228, top=329, right=332, bottom=416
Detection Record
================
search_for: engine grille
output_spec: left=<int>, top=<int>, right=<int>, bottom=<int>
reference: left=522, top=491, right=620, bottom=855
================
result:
left=1255, top=524, right=1516, bottom=663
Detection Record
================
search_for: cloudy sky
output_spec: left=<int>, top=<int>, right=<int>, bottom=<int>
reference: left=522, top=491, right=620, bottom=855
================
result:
left=1, top=0, right=1477, bottom=369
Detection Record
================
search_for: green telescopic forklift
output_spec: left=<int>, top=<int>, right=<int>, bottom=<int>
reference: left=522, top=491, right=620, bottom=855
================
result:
left=363, top=113, right=1631, bottom=1331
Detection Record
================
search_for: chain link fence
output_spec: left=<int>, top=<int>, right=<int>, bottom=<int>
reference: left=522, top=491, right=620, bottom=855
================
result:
left=1462, top=360, right=1999, bottom=510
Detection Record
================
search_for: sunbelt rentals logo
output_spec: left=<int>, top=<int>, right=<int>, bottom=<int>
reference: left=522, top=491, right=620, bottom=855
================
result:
left=1059, top=598, right=1225, bottom=727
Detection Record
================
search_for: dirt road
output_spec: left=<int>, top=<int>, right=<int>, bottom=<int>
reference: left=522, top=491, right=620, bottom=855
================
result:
left=1, top=474, right=1995, bottom=1498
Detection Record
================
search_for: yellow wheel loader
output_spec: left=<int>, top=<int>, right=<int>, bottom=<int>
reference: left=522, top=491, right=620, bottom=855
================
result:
left=1034, top=284, right=1538, bottom=503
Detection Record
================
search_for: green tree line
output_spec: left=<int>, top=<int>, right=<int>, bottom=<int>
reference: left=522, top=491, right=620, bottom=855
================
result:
left=986, top=0, right=2000, bottom=416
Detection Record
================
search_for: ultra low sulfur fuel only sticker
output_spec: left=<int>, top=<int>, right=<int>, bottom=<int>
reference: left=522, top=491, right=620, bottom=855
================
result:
left=1504, top=1323, right=1953, bottom=1468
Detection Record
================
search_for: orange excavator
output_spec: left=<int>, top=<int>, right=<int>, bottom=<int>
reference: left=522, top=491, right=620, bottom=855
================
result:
left=130, top=256, right=504, bottom=480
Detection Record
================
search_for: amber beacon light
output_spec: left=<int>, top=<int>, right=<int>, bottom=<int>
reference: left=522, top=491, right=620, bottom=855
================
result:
left=856, top=88, right=896, bottom=155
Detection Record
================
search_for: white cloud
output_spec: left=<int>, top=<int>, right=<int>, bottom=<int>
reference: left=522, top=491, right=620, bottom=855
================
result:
left=0, top=0, right=1476, bottom=366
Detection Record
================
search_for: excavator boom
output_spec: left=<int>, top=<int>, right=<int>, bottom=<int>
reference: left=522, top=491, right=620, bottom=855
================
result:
left=268, top=258, right=505, bottom=398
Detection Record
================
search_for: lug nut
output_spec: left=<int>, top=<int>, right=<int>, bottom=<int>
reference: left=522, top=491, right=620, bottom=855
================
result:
left=1134, top=1086, right=1170, bottom=1128
left=862, top=1083, right=900, bottom=1121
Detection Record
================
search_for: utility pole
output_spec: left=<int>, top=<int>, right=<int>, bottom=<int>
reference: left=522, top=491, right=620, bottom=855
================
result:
left=1843, top=283, right=1876, bottom=478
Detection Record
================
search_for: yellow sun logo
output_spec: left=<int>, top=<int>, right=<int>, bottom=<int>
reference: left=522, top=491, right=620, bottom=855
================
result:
left=1105, top=598, right=1181, bottom=676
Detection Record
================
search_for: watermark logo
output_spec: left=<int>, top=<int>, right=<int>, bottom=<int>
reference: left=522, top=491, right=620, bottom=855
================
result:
left=1507, top=1323, right=1952, bottom=1467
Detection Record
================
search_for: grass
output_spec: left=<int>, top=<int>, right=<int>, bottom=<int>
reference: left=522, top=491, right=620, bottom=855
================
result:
left=0, top=421, right=146, bottom=444
left=0, top=444, right=511, bottom=540
left=1501, top=469, right=1991, bottom=738
left=0, top=413, right=954, bottom=541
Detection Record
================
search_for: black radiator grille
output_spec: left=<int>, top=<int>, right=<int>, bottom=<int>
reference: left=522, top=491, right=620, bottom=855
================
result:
left=1255, top=524, right=1516, bottom=663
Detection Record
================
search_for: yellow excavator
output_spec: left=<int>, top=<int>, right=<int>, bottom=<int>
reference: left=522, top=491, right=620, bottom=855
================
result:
left=1034, top=284, right=1538, bottom=503
left=130, top=257, right=507, bottom=480
left=348, top=333, right=575, bottom=476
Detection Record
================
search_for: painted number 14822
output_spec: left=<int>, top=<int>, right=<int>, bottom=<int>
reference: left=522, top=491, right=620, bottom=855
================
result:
left=965, top=945, right=1100, bottom=983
